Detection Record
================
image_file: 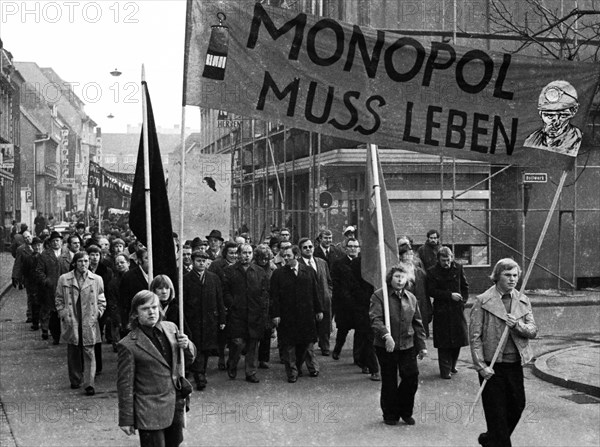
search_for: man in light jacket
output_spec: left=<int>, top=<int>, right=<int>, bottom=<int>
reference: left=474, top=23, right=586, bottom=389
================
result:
left=469, top=258, right=538, bottom=447
left=117, top=290, right=196, bottom=447
left=55, top=251, right=106, bottom=395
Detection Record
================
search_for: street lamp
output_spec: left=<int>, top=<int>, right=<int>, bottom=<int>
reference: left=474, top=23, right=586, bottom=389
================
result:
left=107, top=113, right=114, bottom=119
left=110, top=68, right=122, bottom=77
left=33, top=133, right=50, bottom=216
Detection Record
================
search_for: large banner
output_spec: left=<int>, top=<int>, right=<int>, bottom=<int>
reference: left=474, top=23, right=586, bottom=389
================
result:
left=184, top=0, right=600, bottom=168
left=88, top=161, right=132, bottom=208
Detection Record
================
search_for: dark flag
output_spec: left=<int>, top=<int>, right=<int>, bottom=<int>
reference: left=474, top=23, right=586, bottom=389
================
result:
left=360, top=147, right=399, bottom=289
left=130, top=81, right=178, bottom=290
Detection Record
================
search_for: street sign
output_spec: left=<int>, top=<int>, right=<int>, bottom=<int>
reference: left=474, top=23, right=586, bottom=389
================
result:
left=523, top=173, right=548, bottom=183
left=25, top=190, right=33, bottom=203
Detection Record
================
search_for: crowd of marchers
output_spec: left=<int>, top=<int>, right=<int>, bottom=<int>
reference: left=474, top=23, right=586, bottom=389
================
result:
left=10, top=222, right=537, bottom=447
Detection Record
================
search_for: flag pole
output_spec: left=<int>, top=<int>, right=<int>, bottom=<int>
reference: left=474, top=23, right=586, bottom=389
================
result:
left=465, top=168, right=570, bottom=426
left=177, top=104, right=187, bottom=428
left=369, top=144, right=391, bottom=331
left=141, top=65, right=154, bottom=283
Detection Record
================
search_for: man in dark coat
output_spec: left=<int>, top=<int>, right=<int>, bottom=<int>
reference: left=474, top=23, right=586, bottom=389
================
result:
left=417, top=229, right=441, bottom=271
left=119, top=248, right=150, bottom=337
left=207, top=241, right=238, bottom=369
left=426, top=246, right=469, bottom=379
left=313, top=229, right=344, bottom=269
left=87, top=244, right=114, bottom=373
left=270, top=245, right=323, bottom=383
left=223, top=243, right=269, bottom=383
left=298, top=237, right=332, bottom=357
left=36, top=231, right=64, bottom=343
left=350, top=254, right=380, bottom=380
left=11, top=230, right=34, bottom=322
left=330, top=238, right=361, bottom=362
left=183, top=250, right=225, bottom=390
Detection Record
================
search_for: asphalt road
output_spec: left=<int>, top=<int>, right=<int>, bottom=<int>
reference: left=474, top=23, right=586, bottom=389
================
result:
left=1, top=286, right=599, bottom=447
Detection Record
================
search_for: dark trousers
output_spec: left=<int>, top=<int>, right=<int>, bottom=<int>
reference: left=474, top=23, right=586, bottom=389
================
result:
left=229, top=338, right=259, bottom=377
left=67, top=343, right=95, bottom=388
left=258, top=328, right=272, bottom=363
left=39, top=290, right=57, bottom=334
left=316, top=318, right=330, bottom=353
left=98, top=312, right=111, bottom=343
left=302, top=342, right=319, bottom=373
left=27, top=286, right=40, bottom=328
left=479, top=362, right=525, bottom=447
left=94, top=343, right=103, bottom=373
left=282, top=342, right=311, bottom=379
left=437, top=347, right=461, bottom=376
left=333, top=328, right=360, bottom=363
left=191, top=350, right=210, bottom=386
left=217, top=328, right=227, bottom=365
left=138, top=399, right=185, bottom=447
left=355, top=330, right=379, bottom=373
left=375, top=346, right=419, bottom=421
left=49, top=310, right=61, bottom=342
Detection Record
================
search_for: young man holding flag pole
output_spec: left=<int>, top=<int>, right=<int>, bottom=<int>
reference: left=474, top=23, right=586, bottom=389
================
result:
left=117, top=67, right=193, bottom=446
left=365, top=144, right=428, bottom=426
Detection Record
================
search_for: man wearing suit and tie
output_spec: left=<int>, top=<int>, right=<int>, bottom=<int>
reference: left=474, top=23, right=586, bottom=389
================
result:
left=313, top=229, right=344, bottom=269
left=298, top=237, right=333, bottom=358
left=117, top=290, right=196, bottom=447
left=270, top=245, right=323, bottom=383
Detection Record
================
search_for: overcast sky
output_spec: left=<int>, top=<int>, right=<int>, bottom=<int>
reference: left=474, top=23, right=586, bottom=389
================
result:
left=1, top=0, right=200, bottom=134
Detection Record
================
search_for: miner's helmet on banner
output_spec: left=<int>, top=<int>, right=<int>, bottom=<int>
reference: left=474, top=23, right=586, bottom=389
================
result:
left=538, top=80, right=579, bottom=111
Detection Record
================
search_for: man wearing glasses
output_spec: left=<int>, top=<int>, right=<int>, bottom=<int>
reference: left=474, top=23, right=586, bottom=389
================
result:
left=298, top=238, right=333, bottom=358
left=330, top=238, right=361, bottom=364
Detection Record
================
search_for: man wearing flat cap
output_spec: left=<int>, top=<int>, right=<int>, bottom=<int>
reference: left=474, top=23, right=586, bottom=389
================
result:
left=183, top=250, right=225, bottom=390
left=36, top=231, right=65, bottom=343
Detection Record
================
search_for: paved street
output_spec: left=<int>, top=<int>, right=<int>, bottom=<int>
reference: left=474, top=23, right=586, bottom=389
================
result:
left=1, top=284, right=599, bottom=446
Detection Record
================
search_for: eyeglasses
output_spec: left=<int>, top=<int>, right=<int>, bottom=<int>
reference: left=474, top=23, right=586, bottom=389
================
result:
left=302, top=245, right=313, bottom=249
left=347, top=245, right=359, bottom=249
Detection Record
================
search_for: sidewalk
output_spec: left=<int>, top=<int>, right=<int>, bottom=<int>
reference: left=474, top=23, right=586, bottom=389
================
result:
left=533, top=344, right=600, bottom=398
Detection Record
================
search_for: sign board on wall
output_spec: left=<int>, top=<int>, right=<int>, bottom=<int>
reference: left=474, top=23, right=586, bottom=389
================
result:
left=523, top=173, right=548, bottom=183
left=167, top=152, right=232, bottom=241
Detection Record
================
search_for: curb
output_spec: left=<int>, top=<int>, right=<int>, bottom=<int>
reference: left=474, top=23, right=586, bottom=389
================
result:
left=532, top=345, right=600, bottom=398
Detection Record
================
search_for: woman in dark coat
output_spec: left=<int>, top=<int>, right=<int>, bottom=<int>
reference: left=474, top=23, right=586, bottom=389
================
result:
left=426, top=246, right=469, bottom=379
left=183, top=251, right=226, bottom=390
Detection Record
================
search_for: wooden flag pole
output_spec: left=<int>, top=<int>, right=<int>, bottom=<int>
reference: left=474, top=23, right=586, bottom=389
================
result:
left=177, top=104, right=187, bottom=427
left=369, top=144, right=391, bottom=332
left=141, top=65, right=154, bottom=283
left=465, top=168, right=570, bottom=426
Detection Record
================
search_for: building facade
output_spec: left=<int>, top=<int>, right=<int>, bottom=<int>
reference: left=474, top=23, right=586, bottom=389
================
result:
left=190, top=0, right=600, bottom=291
left=0, top=42, right=23, bottom=235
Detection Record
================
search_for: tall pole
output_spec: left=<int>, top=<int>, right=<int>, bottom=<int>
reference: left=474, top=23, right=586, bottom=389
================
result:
left=141, top=65, right=153, bottom=283
left=369, top=144, right=391, bottom=331
left=177, top=104, right=187, bottom=398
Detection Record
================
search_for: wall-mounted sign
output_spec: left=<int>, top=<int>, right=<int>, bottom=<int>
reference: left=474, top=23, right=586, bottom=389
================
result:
left=523, top=173, right=548, bottom=183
